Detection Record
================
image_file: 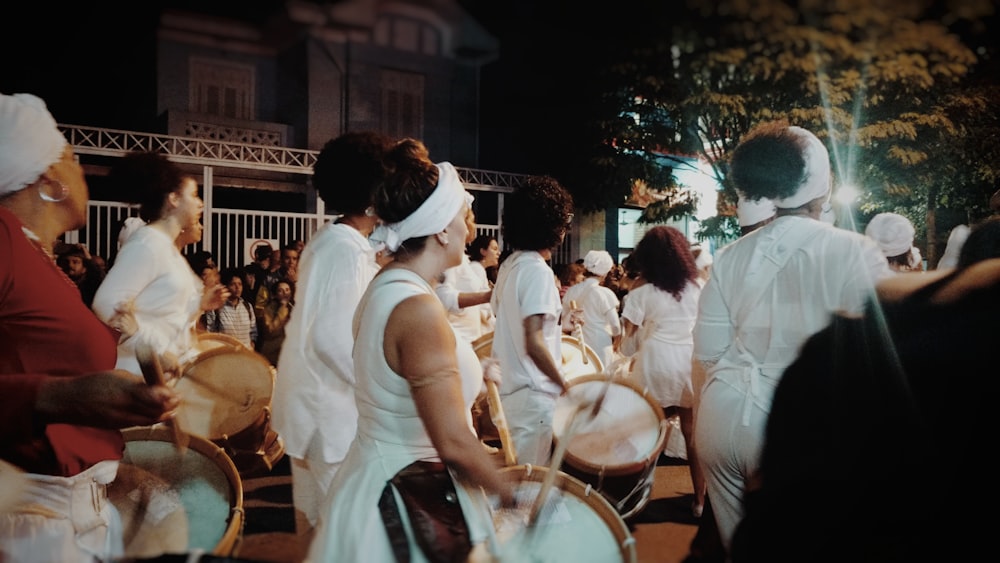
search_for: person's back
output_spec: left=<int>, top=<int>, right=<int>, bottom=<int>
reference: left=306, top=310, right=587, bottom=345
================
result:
left=693, top=122, right=892, bottom=554
left=732, top=259, right=1000, bottom=563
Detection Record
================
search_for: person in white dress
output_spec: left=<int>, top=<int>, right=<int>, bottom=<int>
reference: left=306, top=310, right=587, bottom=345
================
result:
left=307, top=141, right=514, bottom=562
left=467, top=233, right=500, bottom=334
left=560, top=249, right=622, bottom=368
left=270, top=131, right=394, bottom=533
left=864, top=212, right=924, bottom=272
left=619, top=226, right=705, bottom=517
left=693, top=122, right=893, bottom=554
left=92, top=151, right=227, bottom=376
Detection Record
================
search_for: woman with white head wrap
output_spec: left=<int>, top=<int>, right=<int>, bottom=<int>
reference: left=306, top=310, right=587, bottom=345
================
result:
left=865, top=212, right=923, bottom=272
left=560, top=249, right=622, bottom=367
left=0, top=92, right=178, bottom=562
left=308, top=139, right=514, bottom=562
left=692, top=121, right=893, bottom=554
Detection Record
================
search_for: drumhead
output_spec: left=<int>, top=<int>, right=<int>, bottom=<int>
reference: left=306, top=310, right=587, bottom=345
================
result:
left=485, top=465, right=636, bottom=563
left=174, top=347, right=275, bottom=441
left=109, top=426, right=243, bottom=558
left=552, top=375, right=665, bottom=475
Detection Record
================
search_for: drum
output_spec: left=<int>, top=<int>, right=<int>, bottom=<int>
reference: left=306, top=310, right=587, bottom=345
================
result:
left=109, top=426, right=244, bottom=558
left=470, top=332, right=603, bottom=445
left=174, top=340, right=284, bottom=468
left=551, top=375, right=667, bottom=519
left=474, top=464, right=636, bottom=562
left=197, top=331, right=248, bottom=350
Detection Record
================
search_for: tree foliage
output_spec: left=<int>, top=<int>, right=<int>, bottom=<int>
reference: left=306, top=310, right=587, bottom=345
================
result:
left=577, top=0, right=999, bottom=261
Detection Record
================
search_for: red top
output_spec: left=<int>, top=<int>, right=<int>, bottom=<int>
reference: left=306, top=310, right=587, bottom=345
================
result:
left=0, top=206, right=123, bottom=476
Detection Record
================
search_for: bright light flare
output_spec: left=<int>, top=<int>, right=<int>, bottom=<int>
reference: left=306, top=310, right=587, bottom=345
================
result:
left=835, top=184, right=861, bottom=205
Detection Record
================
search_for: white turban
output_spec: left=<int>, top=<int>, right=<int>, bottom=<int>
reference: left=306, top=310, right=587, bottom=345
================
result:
left=737, top=194, right=776, bottom=227
left=371, top=161, right=472, bottom=253
left=865, top=212, right=915, bottom=257
left=583, top=250, right=615, bottom=277
left=0, top=93, right=67, bottom=197
left=772, top=126, right=831, bottom=209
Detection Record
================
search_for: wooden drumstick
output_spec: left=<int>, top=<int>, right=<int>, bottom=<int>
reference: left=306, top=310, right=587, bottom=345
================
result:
left=135, top=341, right=189, bottom=455
left=569, top=300, right=588, bottom=365
left=485, top=380, right=517, bottom=466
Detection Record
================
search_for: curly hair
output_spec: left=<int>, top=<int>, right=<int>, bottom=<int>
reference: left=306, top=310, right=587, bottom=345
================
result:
left=372, top=138, right=438, bottom=257
left=501, top=175, right=574, bottom=251
left=730, top=121, right=814, bottom=203
left=108, top=151, right=188, bottom=223
left=312, top=131, right=395, bottom=215
left=629, top=226, right=698, bottom=301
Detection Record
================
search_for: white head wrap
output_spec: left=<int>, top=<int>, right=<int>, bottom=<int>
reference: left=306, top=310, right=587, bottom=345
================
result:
left=737, top=194, right=776, bottom=227
left=865, top=212, right=915, bottom=257
left=118, top=216, right=147, bottom=249
left=772, top=126, right=831, bottom=209
left=583, top=250, right=615, bottom=277
left=371, top=161, right=472, bottom=253
left=694, top=246, right=713, bottom=269
left=0, top=93, right=67, bottom=197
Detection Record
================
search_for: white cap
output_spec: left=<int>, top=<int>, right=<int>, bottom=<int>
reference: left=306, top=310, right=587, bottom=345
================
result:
left=583, top=250, right=615, bottom=277
left=772, top=126, right=831, bottom=209
left=865, top=212, right=915, bottom=257
left=737, top=194, right=776, bottom=227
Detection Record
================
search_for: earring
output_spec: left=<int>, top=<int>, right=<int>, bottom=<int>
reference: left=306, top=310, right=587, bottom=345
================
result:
left=364, top=206, right=375, bottom=217
left=38, top=177, right=69, bottom=203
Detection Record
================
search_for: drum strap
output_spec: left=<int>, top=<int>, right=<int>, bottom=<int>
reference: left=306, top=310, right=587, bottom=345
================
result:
left=378, top=483, right=411, bottom=563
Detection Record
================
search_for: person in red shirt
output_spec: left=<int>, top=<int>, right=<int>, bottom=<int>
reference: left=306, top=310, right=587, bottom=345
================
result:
left=0, top=92, right=179, bottom=562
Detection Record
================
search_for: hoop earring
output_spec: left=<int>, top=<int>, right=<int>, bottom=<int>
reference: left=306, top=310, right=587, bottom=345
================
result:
left=38, top=178, right=69, bottom=203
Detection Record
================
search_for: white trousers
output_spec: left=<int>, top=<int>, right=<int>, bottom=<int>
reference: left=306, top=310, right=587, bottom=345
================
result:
left=0, top=460, right=123, bottom=563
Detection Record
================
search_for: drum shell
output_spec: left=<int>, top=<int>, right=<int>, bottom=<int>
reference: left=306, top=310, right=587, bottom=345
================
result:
left=552, top=375, right=667, bottom=518
left=109, top=426, right=244, bottom=558
left=484, top=465, right=637, bottom=563
left=174, top=335, right=275, bottom=443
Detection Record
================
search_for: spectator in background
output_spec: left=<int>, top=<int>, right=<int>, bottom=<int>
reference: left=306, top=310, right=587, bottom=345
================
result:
left=258, top=279, right=294, bottom=366
left=55, top=242, right=105, bottom=308
left=205, top=267, right=257, bottom=349
left=865, top=212, right=924, bottom=272
left=241, top=243, right=273, bottom=305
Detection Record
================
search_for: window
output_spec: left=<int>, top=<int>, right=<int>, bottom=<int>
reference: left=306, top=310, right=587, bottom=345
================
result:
left=381, top=69, right=424, bottom=139
left=374, top=15, right=442, bottom=56
left=190, top=58, right=255, bottom=120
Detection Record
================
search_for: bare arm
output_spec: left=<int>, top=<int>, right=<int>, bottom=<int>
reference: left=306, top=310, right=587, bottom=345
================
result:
left=385, top=293, right=514, bottom=504
left=523, top=314, right=567, bottom=393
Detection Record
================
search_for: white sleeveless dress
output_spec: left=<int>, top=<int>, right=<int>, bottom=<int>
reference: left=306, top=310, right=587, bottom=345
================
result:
left=306, top=267, right=491, bottom=562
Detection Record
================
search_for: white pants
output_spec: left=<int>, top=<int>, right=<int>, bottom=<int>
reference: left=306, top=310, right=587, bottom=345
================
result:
left=0, top=460, right=123, bottom=563
left=501, top=387, right=557, bottom=466
left=291, top=433, right=341, bottom=528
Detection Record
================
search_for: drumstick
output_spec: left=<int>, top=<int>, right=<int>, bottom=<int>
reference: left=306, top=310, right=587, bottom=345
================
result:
left=569, top=300, right=588, bottom=365
left=485, top=380, right=517, bottom=466
left=135, top=342, right=189, bottom=455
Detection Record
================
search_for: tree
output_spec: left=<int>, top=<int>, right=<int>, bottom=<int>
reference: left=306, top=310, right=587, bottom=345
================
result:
left=577, top=0, right=999, bottom=261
